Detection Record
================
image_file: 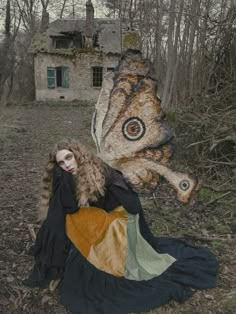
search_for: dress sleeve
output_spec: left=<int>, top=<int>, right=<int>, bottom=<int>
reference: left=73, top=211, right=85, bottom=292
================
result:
left=105, top=167, right=142, bottom=214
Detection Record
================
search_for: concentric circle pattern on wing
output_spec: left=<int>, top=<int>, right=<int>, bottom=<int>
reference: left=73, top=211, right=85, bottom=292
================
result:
left=122, top=117, right=146, bottom=141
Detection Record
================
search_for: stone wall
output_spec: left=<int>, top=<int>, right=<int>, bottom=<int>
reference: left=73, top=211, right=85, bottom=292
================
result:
left=34, top=52, right=119, bottom=102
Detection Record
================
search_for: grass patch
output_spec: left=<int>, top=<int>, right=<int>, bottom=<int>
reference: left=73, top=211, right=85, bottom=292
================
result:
left=198, top=187, right=217, bottom=203
left=215, top=223, right=231, bottom=234
left=214, top=290, right=236, bottom=313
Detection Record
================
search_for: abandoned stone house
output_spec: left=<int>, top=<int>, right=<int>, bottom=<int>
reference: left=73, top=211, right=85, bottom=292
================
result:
left=31, top=0, right=138, bottom=102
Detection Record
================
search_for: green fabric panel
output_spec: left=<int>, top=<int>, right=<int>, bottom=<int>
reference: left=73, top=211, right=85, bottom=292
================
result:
left=124, top=214, right=176, bottom=281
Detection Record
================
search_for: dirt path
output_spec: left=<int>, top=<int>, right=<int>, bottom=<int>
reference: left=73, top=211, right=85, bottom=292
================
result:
left=0, top=103, right=235, bottom=313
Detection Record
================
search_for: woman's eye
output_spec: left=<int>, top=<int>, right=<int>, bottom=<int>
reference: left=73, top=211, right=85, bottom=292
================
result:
left=66, top=155, right=73, bottom=160
left=58, top=161, right=64, bottom=166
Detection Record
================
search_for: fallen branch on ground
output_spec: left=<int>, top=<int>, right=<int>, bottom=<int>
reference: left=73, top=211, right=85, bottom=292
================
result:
left=27, top=224, right=36, bottom=241
left=204, top=191, right=232, bottom=207
left=202, top=183, right=236, bottom=192
left=183, top=233, right=235, bottom=242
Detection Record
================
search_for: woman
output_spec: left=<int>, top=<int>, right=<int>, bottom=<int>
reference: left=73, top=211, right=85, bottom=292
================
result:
left=24, top=139, right=218, bottom=314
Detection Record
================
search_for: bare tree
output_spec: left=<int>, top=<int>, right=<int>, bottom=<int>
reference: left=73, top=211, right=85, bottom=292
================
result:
left=0, top=0, right=17, bottom=99
left=1, top=0, right=235, bottom=104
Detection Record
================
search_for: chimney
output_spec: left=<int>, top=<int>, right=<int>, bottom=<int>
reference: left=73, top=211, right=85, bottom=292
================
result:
left=85, top=0, right=94, bottom=39
left=40, top=9, right=49, bottom=33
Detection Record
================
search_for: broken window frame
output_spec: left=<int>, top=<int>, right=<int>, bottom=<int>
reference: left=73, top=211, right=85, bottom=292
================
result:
left=54, top=38, right=73, bottom=49
left=107, top=67, right=115, bottom=72
left=73, top=32, right=85, bottom=48
left=51, top=31, right=85, bottom=49
left=47, top=66, right=70, bottom=89
left=92, top=66, right=103, bottom=87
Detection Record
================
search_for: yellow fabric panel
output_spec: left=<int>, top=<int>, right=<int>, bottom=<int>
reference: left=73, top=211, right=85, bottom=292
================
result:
left=87, top=214, right=128, bottom=276
left=65, top=206, right=128, bottom=260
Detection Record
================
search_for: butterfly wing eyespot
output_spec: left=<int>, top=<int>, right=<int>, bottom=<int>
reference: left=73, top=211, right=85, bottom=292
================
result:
left=179, top=179, right=190, bottom=191
left=122, top=117, right=146, bottom=141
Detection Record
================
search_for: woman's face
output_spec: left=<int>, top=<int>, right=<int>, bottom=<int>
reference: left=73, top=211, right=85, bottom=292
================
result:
left=56, top=149, right=78, bottom=174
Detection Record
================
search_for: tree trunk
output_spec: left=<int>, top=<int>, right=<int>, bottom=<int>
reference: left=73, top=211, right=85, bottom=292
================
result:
left=162, top=0, right=176, bottom=110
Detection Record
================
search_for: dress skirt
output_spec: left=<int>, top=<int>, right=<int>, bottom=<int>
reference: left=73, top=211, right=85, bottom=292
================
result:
left=61, top=206, right=218, bottom=314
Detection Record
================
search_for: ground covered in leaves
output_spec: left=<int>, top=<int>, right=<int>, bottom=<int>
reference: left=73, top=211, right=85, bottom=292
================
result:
left=0, top=102, right=235, bottom=314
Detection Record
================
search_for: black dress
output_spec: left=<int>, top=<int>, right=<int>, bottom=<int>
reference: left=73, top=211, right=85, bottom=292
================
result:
left=25, top=166, right=218, bottom=314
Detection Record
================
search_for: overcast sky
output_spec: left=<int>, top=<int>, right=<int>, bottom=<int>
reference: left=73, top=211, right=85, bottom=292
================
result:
left=0, top=0, right=111, bottom=34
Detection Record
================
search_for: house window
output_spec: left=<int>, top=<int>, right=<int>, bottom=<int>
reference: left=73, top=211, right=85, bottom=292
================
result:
left=55, top=38, right=72, bottom=49
left=107, top=67, right=115, bottom=72
left=47, top=66, right=69, bottom=89
left=93, top=32, right=99, bottom=48
left=92, top=67, right=103, bottom=87
left=47, top=67, right=56, bottom=89
left=74, top=32, right=85, bottom=48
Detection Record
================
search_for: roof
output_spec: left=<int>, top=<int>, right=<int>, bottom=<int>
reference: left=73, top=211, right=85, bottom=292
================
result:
left=31, top=18, right=121, bottom=55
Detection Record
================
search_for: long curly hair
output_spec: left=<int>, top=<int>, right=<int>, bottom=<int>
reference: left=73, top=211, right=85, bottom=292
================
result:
left=38, top=139, right=107, bottom=221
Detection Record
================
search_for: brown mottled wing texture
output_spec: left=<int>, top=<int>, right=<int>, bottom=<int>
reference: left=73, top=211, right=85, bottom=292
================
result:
left=92, top=50, right=199, bottom=202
